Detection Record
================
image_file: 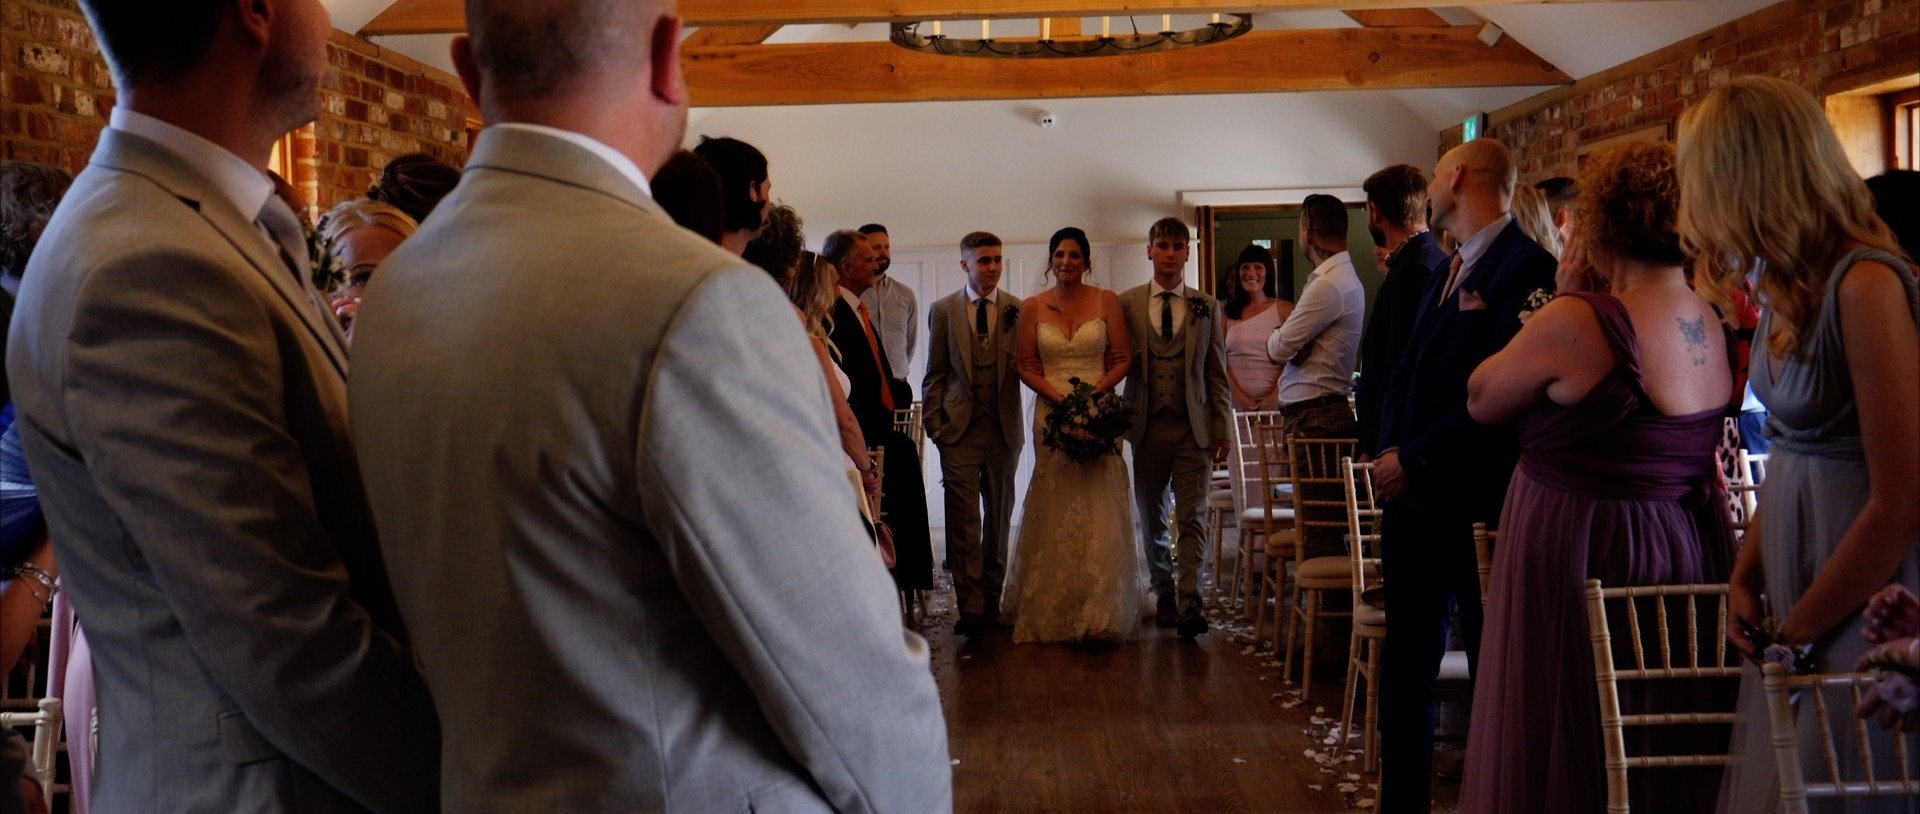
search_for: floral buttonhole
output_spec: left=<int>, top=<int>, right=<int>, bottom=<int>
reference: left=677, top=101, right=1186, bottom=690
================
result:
left=1186, top=296, right=1212, bottom=320
left=1003, top=304, right=1020, bottom=326
left=1516, top=288, right=1553, bottom=324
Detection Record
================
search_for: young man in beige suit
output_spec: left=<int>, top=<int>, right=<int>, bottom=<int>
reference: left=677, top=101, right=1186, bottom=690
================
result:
left=347, top=1, right=951, bottom=812
left=923, top=231, right=1024, bottom=636
left=6, top=1, right=438, bottom=810
left=1119, top=217, right=1233, bottom=639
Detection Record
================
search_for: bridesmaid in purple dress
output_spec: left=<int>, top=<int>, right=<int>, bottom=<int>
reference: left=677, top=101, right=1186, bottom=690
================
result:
left=1459, top=141, right=1737, bottom=814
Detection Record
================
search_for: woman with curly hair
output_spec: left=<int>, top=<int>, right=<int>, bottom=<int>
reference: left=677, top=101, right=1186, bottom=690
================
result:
left=1459, top=139, right=1739, bottom=814
left=1694, top=78, right=1920, bottom=814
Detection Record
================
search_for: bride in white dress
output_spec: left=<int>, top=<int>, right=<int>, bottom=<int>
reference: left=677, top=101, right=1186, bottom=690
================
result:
left=1001, top=228, right=1147, bottom=643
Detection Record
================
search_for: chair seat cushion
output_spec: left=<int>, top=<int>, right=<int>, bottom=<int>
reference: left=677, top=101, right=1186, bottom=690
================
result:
left=1239, top=507, right=1296, bottom=525
left=1438, top=649, right=1472, bottom=681
left=1207, top=489, right=1235, bottom=508
left=1359, top=585, right=1386, bottom=610
left=1354, top=604, right=1387, bottom=630
left=1295, top=556, right=1359, bottom=586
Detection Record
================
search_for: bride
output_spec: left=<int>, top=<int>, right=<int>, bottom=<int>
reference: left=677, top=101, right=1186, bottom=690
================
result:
left=1001, top=227, right=1147, bottom=644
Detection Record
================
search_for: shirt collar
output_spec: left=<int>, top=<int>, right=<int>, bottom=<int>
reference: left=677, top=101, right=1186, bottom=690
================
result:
left=1309, top=250, right=1353, bottom=279
left=1154, top=281, right=1185, bottom=298
left=493, top=123, right=653, bottom=198
left=965, top=283, right=997, bottom=302
left=1455, top=213, right=1513, bottom=271
left=110, top=107, right=273, bottom=223
left=838, top=286, right=863, bottom=310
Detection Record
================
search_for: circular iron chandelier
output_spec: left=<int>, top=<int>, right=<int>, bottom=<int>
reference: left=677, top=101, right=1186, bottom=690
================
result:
left=890, top=14, right=1253, bottom=58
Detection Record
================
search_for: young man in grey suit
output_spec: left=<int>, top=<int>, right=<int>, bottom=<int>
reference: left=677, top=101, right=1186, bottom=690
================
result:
left=1120, top=217, right=1233, bottom=638
left=347, top=2, right=950, bottom=812
left=5, top=1, right=439, bottom=811
left=923, top=231, right=1024, bottom=636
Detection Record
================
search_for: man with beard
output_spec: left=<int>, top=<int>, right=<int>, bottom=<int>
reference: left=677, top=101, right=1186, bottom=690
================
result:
left=6, top=0, right=439, bottom=810
left=858, top=223, right=919, bottom=393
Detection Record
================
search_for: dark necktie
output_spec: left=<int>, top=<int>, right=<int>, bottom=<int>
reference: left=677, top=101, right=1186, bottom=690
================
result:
left=975, top=297, right=989, bottom=341
left=1159, top=292, right=1174, bottom=342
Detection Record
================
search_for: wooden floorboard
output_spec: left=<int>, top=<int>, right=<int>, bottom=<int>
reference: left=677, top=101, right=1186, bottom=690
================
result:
left=928, top=603, right=1393, bottom=813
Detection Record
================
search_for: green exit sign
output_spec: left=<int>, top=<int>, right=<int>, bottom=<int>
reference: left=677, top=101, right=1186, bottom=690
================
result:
left=1463, top=113, right=1488, bottom=141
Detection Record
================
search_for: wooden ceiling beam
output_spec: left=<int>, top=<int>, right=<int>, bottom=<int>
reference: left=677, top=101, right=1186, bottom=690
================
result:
left=361, top=0, right=1668, bottom=36
left=683, top=24, right=785, bottom=47
left=681, top=26, right=1570, bottom=107
left=1345, top=9, right=1451, bottom=27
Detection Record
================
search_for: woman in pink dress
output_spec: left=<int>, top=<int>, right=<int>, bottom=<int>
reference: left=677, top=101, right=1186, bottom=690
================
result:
left=1221, top=244, right=1294, bottom=411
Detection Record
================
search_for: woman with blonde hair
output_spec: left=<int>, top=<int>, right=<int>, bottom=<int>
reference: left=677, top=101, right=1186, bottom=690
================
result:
left=785, top=250, right=887, bottom=558
left=1511, top=183, right=1562, bottom=260
left=317, top=198, right=417, bottom=339
left=1690, top=76, right=1920, bottom=814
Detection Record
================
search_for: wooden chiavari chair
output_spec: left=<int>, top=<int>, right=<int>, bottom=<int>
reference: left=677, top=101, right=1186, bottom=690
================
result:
left=0, top=696, right=61, bottom=801
left=1762, top=664, right=1920, bottom=813
left=1279, top=434, right=1359, bottom=697
left=1585, top=579, right=1741, bottom=813
left=893, top=402, right=925, bottom=461
left=1245, top=417, right=1296, bottom=642
left=1224, top=410, right=1285, bottom=615
left=1339, top=458, right=1386, bottom=771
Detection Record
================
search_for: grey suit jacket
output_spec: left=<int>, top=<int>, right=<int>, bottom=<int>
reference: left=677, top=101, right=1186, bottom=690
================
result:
left=6, top=129, right=439, bottom=813
left=921, top=287, right=1024, bottom=449
left=1118, top=283, right=1232, bottom=447
left=349, top=126, right=952, bottom=814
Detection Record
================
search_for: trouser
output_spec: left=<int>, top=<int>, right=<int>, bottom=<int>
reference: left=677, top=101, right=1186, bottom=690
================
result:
left=936, top=416, right=1017, bottom=620
left=1378, top=503, right=1485, bottom=814
left=1131, top=412, right=1209, bottom=613
left=1280, top=395, right=1359, bottom=560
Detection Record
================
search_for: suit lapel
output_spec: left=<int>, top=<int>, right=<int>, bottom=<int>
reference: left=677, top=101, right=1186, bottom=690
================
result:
left=950, top=291, right=975, bottom=371
left=94, top=130, right=349, bottom=377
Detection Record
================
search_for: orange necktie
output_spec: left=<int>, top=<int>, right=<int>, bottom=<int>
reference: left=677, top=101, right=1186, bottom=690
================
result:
left=858, top=301, right=896, bottom=410
left=1437, top=251, right=1465, bottom=308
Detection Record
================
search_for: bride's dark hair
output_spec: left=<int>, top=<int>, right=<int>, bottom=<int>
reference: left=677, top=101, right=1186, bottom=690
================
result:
left=1045, top=226, right=1092, bottom=284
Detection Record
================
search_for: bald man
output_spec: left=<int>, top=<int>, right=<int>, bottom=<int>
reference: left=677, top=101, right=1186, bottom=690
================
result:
left=1371, top=138, right=1557, bottom=813
left=347, top=1, right=951, bottom=811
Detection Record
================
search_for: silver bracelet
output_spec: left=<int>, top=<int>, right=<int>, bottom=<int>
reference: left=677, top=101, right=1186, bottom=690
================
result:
left=3, top=562, right=58, bottom=605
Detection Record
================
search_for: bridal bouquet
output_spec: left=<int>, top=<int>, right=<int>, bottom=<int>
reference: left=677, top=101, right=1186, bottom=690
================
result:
left=1042, top=377, right=1132, bottom=464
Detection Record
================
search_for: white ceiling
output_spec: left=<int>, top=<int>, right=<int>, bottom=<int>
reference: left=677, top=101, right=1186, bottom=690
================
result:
left=315, top=0, right=1781, bottom=248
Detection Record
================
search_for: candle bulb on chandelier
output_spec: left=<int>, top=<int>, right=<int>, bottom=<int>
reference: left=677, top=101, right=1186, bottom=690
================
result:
left=1101, top=16, right=1110, bottom=38
left=1212, top=13, right=1221, bottom=25
left=1042, top=17, right=1051, bottom=40
left=1162, top=14, right=1172, bottom=32
left=932, top=20, right=941, bottom=36
left=982, top=19, right=989, bottom=39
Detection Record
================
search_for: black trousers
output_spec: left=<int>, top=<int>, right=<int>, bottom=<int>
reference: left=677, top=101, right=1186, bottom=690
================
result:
left=1377, top=502, right=1485, bottom=814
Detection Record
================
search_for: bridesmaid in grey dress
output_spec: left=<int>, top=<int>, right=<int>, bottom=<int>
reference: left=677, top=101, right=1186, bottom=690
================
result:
left=1676, top=77, right=1920, bottom=813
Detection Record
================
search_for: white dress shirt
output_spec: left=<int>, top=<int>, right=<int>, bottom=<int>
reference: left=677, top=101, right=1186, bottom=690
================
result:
left=111, top=107, right=273, bottom=239
left=1267, top=250, right=1365, bottom=404
left=1441, top=213, right=1515, bottom=301
left=964, top=283, right=1000, bottom=339
left=861, top=274, right=918, bottom=381
left=1146, top=281, right=1189, bottom=339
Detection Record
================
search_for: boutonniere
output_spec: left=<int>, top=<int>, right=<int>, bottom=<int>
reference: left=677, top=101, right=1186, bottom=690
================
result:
left=307, top=216, right=345, bottom=294
left=1003, top=304, right=1019, bottom=326
left=1185, top=295, right=1213, bottom=320
left=1516, top=288, right=1553, bottom=324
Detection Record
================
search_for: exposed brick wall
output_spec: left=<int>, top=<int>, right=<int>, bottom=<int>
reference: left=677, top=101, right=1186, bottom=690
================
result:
left=307, top=30, right=473, bottom=214
left=1442, top=0, right=1920, bottom=180
left=0, top=0, right=113, bottom=175
left=0, top=0, right=473, bottom=215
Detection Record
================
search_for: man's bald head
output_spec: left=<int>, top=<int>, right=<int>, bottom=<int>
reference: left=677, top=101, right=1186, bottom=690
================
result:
left=1444, top=138, right=1518, bottom=199
left=463, top=0, right=664, bottom=102
left=1431, top=138, right=1519, bottom=234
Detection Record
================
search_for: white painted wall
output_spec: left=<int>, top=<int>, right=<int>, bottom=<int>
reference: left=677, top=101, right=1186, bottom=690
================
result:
left=685, top=91, right=1443, bottom=251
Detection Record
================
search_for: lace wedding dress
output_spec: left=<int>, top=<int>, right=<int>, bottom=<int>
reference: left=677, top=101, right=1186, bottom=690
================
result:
left=1001, top=318, right=1146, bottom=643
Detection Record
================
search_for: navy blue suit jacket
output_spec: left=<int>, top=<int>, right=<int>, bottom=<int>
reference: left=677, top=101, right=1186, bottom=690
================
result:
left=1378, top=219, right=1557, bottom=525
